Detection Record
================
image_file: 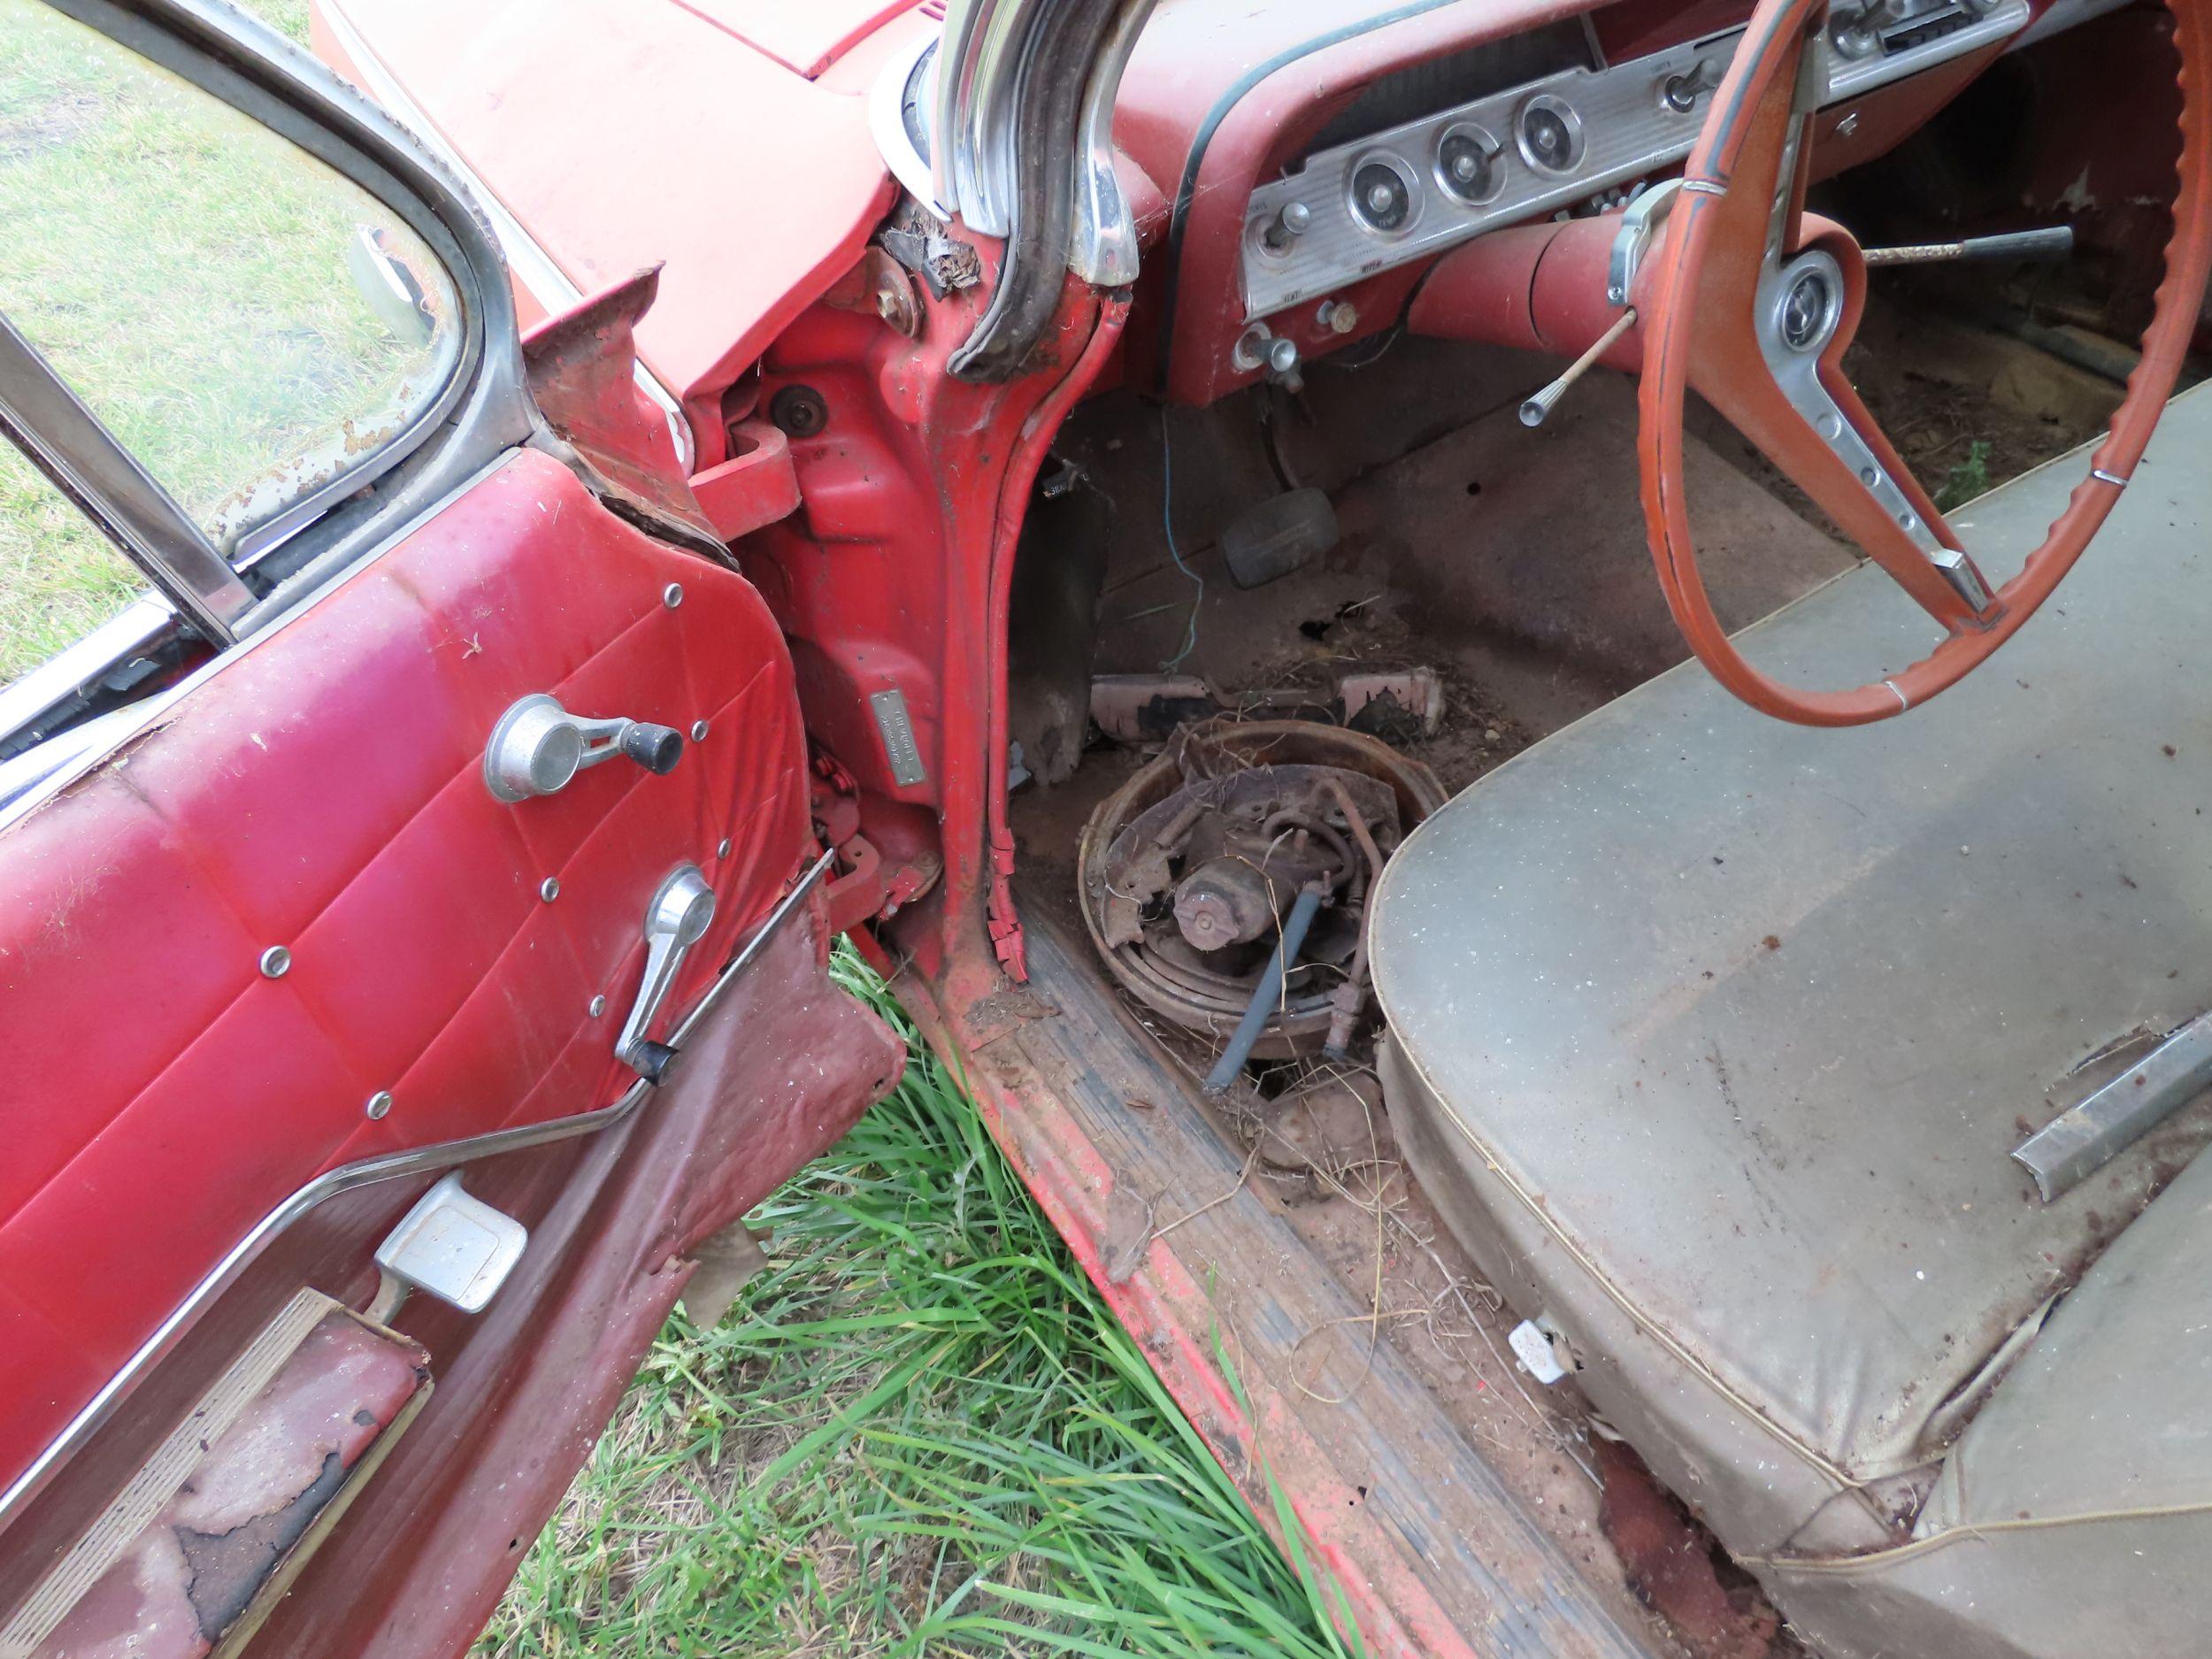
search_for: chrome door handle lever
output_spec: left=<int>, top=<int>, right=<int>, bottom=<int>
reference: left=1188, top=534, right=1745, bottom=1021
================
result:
left=616, top=865, right=717, bottom=1082
left=484, top=692, right=685, bottom=802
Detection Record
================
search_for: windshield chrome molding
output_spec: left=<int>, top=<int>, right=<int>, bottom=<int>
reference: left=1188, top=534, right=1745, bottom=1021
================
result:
left=0, top=317, right=253, bottom=646
left=0, top=845, right=835, bottom=1534
left=922, top=0, right=1154, bottom=367
left=933, top=0, right=1144, bottom=380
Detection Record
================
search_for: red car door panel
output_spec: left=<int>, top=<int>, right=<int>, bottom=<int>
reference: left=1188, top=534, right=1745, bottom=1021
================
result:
left=0, top=444, right=824, bottom=1494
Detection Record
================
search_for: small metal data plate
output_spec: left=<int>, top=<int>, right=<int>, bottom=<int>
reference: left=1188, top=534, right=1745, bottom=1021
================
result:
left=870, top=687, right=928, bottom=787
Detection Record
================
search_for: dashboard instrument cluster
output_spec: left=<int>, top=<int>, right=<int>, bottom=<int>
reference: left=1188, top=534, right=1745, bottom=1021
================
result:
left=1240, top=0, right=2032, bottom=321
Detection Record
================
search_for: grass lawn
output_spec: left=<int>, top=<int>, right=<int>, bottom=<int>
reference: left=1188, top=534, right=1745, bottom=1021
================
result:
left=4, top=5, right=1343, bottom=1652
left=478, top=961, right=1353, bottom=1658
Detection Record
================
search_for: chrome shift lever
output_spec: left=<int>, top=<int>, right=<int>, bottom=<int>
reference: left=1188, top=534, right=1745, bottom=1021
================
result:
left=617, top=865, right=716, bottom=1081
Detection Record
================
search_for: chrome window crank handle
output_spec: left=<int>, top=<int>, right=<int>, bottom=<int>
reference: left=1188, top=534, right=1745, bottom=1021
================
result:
left=616, top=865, right=717, bottom=1083
left=484, top=692, right=685, bottom=802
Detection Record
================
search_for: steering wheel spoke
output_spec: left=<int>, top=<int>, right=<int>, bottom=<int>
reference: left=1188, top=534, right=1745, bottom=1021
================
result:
left=1695, top=265, right=1996, bottom=631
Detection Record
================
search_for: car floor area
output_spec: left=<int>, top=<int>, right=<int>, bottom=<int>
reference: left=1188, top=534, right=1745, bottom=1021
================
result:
left=995, top=299, right=2168, bottom=1656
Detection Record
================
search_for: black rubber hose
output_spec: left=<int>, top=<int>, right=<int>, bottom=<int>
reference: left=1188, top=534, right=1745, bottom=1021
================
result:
left=1202, top=884, right=1325, bottom=1095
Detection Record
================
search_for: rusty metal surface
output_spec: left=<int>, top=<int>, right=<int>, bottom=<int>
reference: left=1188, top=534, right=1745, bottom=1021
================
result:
left=920, top=916, right=1662, bottom=1659
left=518, top=265, right=724, bottom=546
left=1080, top=722, right=1443, bottom=1059
left=1594, top=1441, right=1780, bottom=1659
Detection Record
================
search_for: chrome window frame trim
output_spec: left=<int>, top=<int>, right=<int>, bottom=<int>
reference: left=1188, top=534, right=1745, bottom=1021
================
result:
left=0, top=319, right=254, bottom=645
left=0, top=845, right=836, bottom=1532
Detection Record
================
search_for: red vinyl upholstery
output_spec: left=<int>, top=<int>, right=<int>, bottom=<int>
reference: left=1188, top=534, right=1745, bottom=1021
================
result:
left=0, top=447, right=810, bottom=1487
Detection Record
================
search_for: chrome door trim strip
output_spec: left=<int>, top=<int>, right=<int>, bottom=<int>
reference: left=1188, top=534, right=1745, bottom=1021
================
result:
left=0, top=846, right=834, bottom=1532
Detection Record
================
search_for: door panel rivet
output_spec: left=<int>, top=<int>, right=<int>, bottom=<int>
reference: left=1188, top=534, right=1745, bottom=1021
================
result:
left=541, top=877, right=561, bottom=902
left=365, top=1091, right=393, bottom=1120
left=717, top=838, right=732, bottom=859
left=258, top=946, right=291, bottom=979
left=663, top=583, right=684, bottom=610
left=691, top=719, right=709, bottom=741
left=589, top=995, right=608, bottom=1018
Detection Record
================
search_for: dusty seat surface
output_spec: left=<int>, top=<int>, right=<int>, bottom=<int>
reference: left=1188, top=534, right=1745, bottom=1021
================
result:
left=1369, top=382, right=2212, bottom=1596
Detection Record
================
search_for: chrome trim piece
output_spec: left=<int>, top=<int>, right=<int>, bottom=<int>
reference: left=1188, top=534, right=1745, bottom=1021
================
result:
left=1681, top=178, right=1728, bottom=197
left=1070, top=0, right=1156, bottom=286
left=615, top=864, right=717, bottom=1074
left=2093, top=467, right=2130, bottom=488
left=1754, top=246, right=1993, bottom=611
left=870, top=687, right=930, bottom=787
left=2014, top=1010, right=2212, bottom=1201
left=926, top=0, right=1156, bottom=288
left=0, top=846, right=835, bottom=1531
left=373, top=1173, right=528, bottom=1313
left=1607, top=177, right=1684, bottom=305
left=870, top=27, right=948, bottom=215
left=0, top=317, right=254, bottom=645
left=1239, top=0, right=2029, bottom=321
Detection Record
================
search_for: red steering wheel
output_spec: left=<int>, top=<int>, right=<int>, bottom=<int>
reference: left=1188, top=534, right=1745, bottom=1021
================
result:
left=1637, top=0, right=2212, bottom=725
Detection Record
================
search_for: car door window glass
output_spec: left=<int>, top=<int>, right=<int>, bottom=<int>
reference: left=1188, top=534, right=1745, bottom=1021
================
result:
left=0, top=0, right=463, bottom=566
left=0, top=437, right=143, bottom=687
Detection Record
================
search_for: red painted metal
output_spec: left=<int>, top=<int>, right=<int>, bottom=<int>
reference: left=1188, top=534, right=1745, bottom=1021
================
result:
left=908, top=986, right=1484, bottom=1659
left=0, top=447, right=812, bottom=1503
left=691, top=419, right=804, bottom=541
left=520, top=265, right=720, bottom=540
left=317, top=0, right=899, bottom=466
left=1410, top=211, right=1649, bottom=372
left=666, top=0, right=925, bottom=79
left=735, top=253, right=1117, bottom=1009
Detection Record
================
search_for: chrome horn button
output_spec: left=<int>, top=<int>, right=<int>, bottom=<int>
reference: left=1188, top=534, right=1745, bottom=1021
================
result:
left=1771, top=256, right=1844, bottom=355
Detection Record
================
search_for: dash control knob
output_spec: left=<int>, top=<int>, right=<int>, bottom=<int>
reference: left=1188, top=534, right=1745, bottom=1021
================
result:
left=1262, top=200, right=1313, bottom=251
